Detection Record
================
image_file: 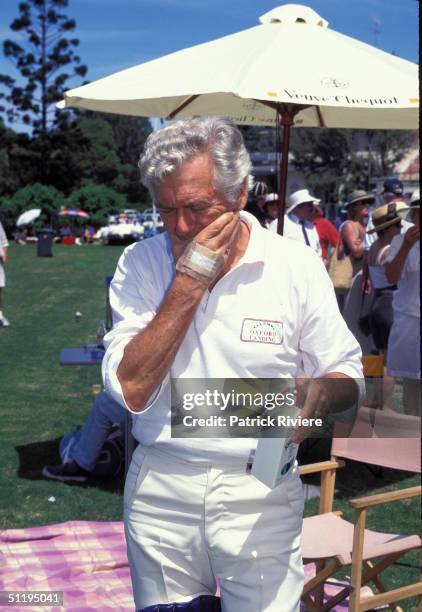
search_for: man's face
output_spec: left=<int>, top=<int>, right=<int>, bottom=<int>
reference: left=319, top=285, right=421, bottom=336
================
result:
left=265, top=202, right=279, bottom=220
left=153, top=153, right=246, bottom=250
left=294, top=201, right=315, bottom=222
left=352, top=201, right=370, bottom=220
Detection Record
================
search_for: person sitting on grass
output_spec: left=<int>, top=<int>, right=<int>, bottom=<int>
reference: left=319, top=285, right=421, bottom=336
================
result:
left=42, top=391, right=126, bottom=482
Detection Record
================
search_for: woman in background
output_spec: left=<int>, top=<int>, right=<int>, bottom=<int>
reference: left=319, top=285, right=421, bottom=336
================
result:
left=340, top=190, right=374, bottom=355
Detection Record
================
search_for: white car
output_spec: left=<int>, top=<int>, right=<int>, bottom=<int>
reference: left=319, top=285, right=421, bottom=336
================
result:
left=99, top=220, right=145, bottom=245
left=141, top=211, right=164, bottom=231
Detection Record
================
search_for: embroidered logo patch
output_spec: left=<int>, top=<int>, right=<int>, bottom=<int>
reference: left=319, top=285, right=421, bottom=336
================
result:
left=241, top=318, right=283, bottom=344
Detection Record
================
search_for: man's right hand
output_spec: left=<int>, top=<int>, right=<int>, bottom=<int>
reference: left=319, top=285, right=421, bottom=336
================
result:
left=195, top=211, right=240, bottom=254
left=175, top=212, right=241, bottom=288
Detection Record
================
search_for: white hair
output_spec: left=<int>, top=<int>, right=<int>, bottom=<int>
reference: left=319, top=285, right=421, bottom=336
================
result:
left=138, top=116, right=253, bottom=205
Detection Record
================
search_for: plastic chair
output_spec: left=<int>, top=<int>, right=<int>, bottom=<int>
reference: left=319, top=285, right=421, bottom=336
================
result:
left=299, top=410, right=421, bottom=611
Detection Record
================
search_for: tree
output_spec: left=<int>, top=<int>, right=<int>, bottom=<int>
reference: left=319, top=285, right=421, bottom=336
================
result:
left=290, top=128, right=360, bottom=203
left=43, top=113, right=152, bottom=202
left=99, top=113, right=152, bottom=203
left=0, top=182, right=65, bottom=233
left=67, top=184, right=127, bottom=227
left=289, top=128, right=415, bottom=204
left=0, top=0, right=87, bottom=137
left=0, top=119, right=39, bottom=196
left=361, top=130, right=415, bottom=179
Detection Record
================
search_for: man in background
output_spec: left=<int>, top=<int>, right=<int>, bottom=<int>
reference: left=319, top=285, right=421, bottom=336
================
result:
left=269, top=188, right=322, bottom=257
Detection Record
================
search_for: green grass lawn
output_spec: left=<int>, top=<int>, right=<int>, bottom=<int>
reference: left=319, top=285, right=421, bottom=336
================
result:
left=0, top=242, right=420, bottom=609
left=0, top=242, right=126, bottom=528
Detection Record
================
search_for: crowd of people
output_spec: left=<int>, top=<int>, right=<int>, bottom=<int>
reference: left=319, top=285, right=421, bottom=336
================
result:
left=245, top=177, right=420, bottom=407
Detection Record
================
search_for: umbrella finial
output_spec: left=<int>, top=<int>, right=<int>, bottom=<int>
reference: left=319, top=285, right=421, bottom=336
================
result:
left=259, top=4, right=328, bottom=28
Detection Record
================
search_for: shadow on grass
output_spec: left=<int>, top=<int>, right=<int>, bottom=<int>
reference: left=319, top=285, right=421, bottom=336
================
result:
left=15, top=438, right=124, bottom=494
left=297, top=437, right=415, bottom=499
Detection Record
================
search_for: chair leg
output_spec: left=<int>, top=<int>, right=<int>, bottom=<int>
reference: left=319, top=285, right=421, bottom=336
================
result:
left=313, top=560, right=326, bottom=609
left=364, top=561, right=401, bottom=612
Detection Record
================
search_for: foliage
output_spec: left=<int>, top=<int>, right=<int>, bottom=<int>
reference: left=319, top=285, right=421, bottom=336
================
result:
left=0, top=119, right=39, bottom=196
left=0, top=0, right=87, bottom=136
left=361, top=130, right=415, bottom=178
left=67, top=184, right=127, bottom=227
left=81, top=112, right=152, bottom=203
left=289, top=128, right=359, bottom=202
left=289, top=128, right=415, bottom=203
left=0, top=182, right=65, bottom=233
left=240, top=125, right=416, bottom=205
left=0, top=112, right=152, bottom=208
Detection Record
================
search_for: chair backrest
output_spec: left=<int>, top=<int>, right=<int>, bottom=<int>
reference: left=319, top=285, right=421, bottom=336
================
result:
left=332, top=406, right=421, bottom=473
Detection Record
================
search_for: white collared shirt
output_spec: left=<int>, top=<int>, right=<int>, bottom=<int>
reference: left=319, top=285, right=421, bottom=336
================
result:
left=385, top=230, right=420, bottom=317
left=269, top=213, right=322, bottom=256
left=103, top=211, right=362, bottom=462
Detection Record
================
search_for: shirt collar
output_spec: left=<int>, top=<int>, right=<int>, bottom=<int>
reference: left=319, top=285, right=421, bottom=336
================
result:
left=288, top=212, right=312, bottom=228
left=239, top=210, right=266, bottom=264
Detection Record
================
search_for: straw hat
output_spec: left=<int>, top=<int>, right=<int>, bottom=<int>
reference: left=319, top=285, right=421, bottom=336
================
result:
left=345, top=189, right=375, bottom=208
left=367, top=201, right=409, bottom=234
left=286, top=189, right=320, bottom=213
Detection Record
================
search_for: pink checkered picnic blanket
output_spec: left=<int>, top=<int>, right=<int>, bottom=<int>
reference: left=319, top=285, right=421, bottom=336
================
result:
left=0, top=520, right=370, bottom=610
left=0, top=521, right=133, bottom=611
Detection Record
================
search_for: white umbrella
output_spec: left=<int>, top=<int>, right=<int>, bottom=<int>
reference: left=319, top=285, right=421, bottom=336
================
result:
left=16, top=209, right=41, bottom=227
left=58, top=3, right=419, bottom=232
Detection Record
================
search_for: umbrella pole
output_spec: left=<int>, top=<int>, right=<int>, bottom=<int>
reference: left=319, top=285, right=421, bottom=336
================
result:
left=276, top=104, right=297, bottom=235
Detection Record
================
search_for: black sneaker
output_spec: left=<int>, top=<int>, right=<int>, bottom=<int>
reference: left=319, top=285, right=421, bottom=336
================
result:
left=42, top=460, right=90, bottom=482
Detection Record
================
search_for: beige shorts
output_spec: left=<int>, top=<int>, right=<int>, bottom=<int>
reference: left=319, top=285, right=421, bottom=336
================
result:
left=124, top=446, right=304, bottom=611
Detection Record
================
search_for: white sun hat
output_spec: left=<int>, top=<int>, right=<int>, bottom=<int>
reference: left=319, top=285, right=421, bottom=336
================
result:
left=286, top=189, right=320, bottom=213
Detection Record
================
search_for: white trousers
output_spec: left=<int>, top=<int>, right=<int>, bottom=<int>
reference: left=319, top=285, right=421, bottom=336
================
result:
left=124, top=446, right=304, bottom=612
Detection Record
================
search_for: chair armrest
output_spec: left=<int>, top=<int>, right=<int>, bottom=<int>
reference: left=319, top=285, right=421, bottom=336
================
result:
left=349, top=485, right=421, bottom=509
left=299, top=459, right=345, bottom=476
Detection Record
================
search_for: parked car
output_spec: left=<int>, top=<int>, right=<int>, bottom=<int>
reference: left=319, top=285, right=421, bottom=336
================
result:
left=141, top=211, right=164, bottom=232
left=98, top=213, right=145, bottom=245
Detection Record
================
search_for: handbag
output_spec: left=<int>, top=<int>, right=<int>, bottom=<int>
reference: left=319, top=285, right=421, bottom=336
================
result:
left=328, top=243, right=353, bottom=293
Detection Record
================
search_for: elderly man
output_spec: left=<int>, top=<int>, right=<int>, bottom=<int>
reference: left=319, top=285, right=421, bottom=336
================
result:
left=103, top=116, right=362, bottom=612
left=269, top=188, right=322, bottom=257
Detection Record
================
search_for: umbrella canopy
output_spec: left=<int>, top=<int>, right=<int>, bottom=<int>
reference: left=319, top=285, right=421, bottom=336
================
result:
left=58, top=3, right=418, bottom=232
left=16, top=209, right=41, bottom=227
left=58, top=208, right=90, bottom=219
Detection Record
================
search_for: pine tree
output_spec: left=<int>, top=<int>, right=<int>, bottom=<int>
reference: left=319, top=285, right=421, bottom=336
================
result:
left=0, top=0, right=87, bottom=136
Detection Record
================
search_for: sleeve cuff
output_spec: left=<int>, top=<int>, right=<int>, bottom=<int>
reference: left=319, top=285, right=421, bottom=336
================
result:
left=102, top=338, right=167, bottom=414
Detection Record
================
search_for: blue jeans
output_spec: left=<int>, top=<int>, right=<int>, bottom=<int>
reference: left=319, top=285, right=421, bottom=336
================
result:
left=72, top=391, right=126, bottom=471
